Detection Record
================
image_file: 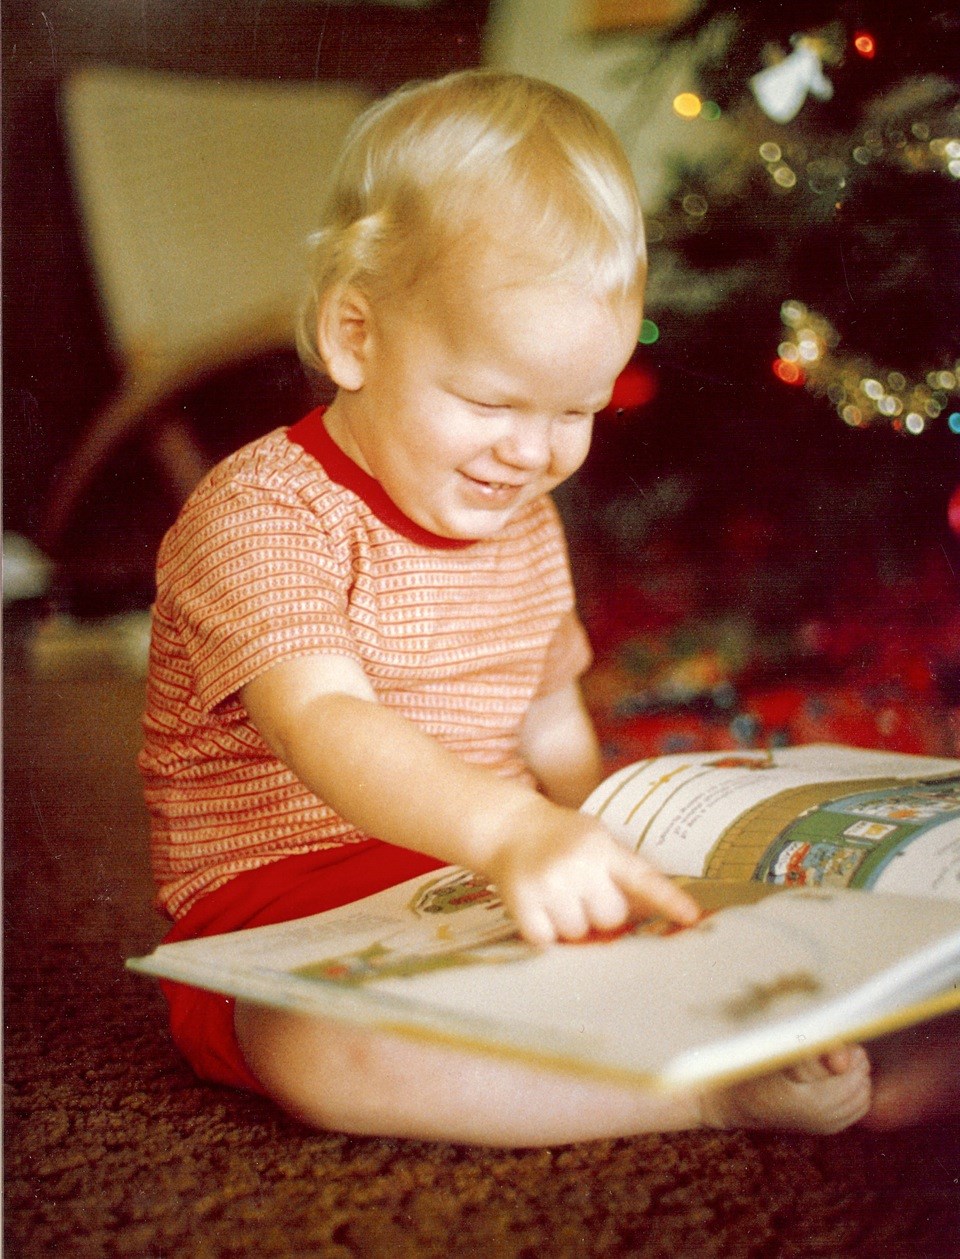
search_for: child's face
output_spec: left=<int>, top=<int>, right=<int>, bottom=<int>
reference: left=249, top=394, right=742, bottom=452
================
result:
left=324, top=246, right=642, bottom=540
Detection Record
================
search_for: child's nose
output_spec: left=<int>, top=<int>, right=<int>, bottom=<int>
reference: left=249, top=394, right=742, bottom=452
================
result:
left=496, top=414, right=553, bottom=470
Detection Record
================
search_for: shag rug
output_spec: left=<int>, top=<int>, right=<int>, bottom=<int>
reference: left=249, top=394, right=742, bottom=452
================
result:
left=5, top=669, right=960, bottom=1258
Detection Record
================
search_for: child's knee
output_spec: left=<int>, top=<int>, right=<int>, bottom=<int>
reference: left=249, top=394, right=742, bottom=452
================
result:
left=234, top=1001, right=401, bottom=1133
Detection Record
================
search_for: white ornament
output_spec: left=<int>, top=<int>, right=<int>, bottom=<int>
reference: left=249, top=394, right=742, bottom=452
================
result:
left=750, top=40, right=834, bottom=123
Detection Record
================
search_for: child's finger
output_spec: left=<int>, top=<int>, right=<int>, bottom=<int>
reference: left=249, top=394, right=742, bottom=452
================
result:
left=548, top=898, right=591, bottom=942
left=584, top=884, right=629, bottom=932
left=614, top=851, right=701, bottom=925
left=507, top=893, right=557, bottom=948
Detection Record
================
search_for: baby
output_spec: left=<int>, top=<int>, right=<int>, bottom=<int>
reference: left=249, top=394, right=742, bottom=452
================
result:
left=140, top=69, right=872, bottom=1144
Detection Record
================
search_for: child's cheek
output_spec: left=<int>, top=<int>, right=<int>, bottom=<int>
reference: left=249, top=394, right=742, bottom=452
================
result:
left=557, top=424, right=594, bottom=480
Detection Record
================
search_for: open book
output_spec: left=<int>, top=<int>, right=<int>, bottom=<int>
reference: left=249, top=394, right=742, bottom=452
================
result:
left=129, top=744, right=960, bottom=1091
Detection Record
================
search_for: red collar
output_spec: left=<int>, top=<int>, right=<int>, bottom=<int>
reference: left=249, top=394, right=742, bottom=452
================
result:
left=287, top=408, right=474, bottom=550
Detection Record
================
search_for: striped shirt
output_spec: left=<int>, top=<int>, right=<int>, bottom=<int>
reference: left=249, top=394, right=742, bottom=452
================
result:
left=140, top=408, right=592, bottom=919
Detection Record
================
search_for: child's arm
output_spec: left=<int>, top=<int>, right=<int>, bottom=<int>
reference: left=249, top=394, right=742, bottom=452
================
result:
left=518, top=681, right=605, bottom=808
left=240, top=654, right=699, bottom=944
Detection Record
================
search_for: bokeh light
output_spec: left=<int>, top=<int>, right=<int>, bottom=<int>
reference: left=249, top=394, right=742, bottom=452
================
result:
left=773, top=358, right=804, bottom=385
left=853, top=32, right=876, bottom=58
left=681, top=193, right=709, bottom=218
left=607, top=362, right=658, bottom=412
left=673, top=93, right=702, bottom=119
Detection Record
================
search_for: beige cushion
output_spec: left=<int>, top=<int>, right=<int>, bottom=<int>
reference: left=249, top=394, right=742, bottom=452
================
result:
left=64, top=67, right=373, bottom=373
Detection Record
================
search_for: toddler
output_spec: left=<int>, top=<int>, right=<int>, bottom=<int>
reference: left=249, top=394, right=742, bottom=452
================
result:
left=140, top=69, right=873, bottom=1144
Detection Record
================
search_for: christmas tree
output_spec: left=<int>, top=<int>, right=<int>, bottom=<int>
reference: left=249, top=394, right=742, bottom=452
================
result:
left=573, top=2, right=959, bottom=626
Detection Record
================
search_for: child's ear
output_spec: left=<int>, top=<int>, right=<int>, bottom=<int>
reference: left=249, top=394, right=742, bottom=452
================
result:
left=317, top=284, right=372, bottom=392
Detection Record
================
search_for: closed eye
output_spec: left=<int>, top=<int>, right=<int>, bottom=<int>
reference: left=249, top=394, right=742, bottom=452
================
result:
left=463, top=397, right=508, bottom=412
left=462, top=396, right=596, bottom=421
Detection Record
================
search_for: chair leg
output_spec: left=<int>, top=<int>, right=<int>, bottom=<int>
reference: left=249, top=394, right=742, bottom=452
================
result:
left=39, top=327, right=294, bottom=554
left=39, top=382, right=161, bottom=555
left=38, top=382, right=209, bottom=555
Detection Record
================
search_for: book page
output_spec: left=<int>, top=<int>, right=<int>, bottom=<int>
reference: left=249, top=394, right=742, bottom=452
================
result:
left=583, top=745, right=960, bottom=899
left=129, top=867, right=960, bottom=1090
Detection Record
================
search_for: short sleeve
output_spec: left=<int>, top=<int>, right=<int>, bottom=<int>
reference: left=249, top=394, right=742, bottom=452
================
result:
left=158, top=481, right=362, bottom=713
left=535, top=608, right=593, bottom=698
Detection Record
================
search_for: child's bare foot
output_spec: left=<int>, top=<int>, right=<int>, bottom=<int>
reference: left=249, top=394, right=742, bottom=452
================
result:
left=859, top=1013, right=960, bottom=1130
left=702, top=1045, right=872, bottom=1135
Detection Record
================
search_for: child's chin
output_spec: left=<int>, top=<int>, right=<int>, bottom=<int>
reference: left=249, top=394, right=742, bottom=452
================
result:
left=449, top=512, right=516, bottom=541
left=431, top=505, right=518, bottom=541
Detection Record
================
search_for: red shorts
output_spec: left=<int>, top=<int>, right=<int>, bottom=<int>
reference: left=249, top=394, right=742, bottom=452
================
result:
left=159, top=841, right=445, bottom=1093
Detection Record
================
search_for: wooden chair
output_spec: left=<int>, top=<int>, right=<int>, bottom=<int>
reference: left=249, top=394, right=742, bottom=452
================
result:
left=40, top=67, right=372, bottom=553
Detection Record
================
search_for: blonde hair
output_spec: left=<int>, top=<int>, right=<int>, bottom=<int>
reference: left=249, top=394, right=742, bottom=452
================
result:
left=297, top=69, right=646, bottom=372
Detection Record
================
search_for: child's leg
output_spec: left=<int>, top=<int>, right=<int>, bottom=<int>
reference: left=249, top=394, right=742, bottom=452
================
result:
left=860, top=1012, right=960, bottom=1130
left=235, top=1002, right=871, bottom=1146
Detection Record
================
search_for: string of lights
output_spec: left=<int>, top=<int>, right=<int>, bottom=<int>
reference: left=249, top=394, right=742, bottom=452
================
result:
left=773, top=300, right=960, bottom=434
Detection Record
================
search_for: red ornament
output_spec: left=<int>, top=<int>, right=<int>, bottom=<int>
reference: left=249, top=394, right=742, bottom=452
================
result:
left=604, top=362, right=658, bottom=415
left=948, top=483, right=960, bottom=537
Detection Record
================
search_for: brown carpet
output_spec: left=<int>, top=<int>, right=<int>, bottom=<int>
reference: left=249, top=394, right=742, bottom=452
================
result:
left=5, top=665, right=960, bottom=1258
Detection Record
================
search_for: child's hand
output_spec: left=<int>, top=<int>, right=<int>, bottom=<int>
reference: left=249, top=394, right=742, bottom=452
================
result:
left=487, top=803, right=700, bottom=946
left=243, top=665, right=697, bottom=947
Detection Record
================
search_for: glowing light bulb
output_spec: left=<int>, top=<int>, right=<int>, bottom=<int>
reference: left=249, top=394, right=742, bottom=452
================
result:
left=853, top=32, right=876, bottom=58
left=673, top=93, right=702, bottom=119
left=773, top=358, right=804, bottom=385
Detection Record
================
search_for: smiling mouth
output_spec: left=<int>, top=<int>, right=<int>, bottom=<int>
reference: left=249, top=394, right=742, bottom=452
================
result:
left=462, top=473, right=526, bottom=492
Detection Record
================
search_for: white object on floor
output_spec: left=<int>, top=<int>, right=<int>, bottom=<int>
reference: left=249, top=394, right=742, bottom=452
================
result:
left=3, top=533, right=52, bottom=604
